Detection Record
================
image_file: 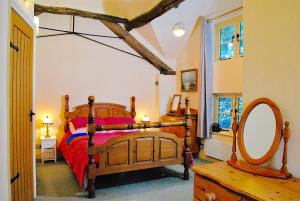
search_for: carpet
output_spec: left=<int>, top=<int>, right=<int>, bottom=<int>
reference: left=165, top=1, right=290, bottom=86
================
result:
left=35, top=159, right=208, bottom=201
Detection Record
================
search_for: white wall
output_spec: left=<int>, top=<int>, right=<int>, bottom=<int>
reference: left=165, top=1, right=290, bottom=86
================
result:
left=35, top=14, right=175, bottom=148
left=0, top=1, right=11, bottom=200
left=176, top=17, right=202, bottom=110
left=243, top=0, right=300, bottom=177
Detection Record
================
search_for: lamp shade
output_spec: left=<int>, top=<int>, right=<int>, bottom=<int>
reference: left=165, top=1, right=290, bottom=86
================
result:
left=172, top=22, right=186, bottom=37
left=142, top=115, right=150, bottom=122
left=43, top=116, right=53, bottom=125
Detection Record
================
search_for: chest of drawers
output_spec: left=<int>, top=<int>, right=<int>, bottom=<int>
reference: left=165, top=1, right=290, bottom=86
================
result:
left=192, top=162, right=300, bottom=201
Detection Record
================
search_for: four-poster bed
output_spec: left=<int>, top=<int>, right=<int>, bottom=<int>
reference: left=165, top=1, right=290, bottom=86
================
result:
left=60, top=95, right=193, bottom=198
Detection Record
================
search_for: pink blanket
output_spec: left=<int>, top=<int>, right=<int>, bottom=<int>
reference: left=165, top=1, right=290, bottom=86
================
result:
left=58, top=130, right=139, bottom=189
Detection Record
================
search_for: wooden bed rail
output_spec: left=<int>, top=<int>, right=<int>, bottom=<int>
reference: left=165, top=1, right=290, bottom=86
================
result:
left=86, top=95, right=192, bottom=198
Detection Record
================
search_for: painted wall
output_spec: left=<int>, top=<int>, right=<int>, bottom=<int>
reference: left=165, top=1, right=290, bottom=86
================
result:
left=212, top=10, right=243, bottom=93
left=176, top=17, right=202, bottom=110
left=35, top=14, right=176, bottom=152
left=243, top=0, right=300, bottom=177
left=0, top=1, right=12, bottom=200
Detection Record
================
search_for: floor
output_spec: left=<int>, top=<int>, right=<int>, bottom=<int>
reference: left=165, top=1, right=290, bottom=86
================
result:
left=35, top=158, right=208, bottom=201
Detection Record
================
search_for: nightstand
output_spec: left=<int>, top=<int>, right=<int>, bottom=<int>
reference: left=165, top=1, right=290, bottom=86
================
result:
left=40, top=136, right=56, bottom=163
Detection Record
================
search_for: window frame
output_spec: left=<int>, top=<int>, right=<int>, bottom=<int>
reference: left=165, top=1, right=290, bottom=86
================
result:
left=214, top=94, right=242, bottom=135
left=215, top=16, right=243, bottom=61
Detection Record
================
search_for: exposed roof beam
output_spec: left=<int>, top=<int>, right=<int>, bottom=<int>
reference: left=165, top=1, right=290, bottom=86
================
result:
left=34, top=4, right=128, bottom=24
left=125, top=0, right=186, bottom=31
left=100, top=20, right=175, bottom=75
left=34, top=4, right=176, bottom=75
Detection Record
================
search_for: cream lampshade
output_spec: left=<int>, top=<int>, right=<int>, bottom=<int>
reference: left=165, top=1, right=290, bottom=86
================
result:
left=142, top=115, right=150, bottom=122
left=43, top=116, right=53, bottom=138
left=142, top=115, right=150, bottom=131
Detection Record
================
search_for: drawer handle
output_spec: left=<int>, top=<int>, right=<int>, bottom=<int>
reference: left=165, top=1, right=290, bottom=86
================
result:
left=205, top=192, right=216, bottom=201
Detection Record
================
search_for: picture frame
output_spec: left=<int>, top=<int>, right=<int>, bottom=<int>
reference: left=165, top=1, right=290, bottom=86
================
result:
left=168, top=94, right=182, bottom=115
left=181, top=69, right=198, bottom=92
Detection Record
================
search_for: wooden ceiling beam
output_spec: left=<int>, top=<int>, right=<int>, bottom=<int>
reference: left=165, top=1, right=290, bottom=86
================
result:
left=100, top=20, right=175, bottom=75
left=34, top=4, right=175, bottom=75
left=125, top=0, right=186, bottom=31
left=34, top=4, right=128, bottom=24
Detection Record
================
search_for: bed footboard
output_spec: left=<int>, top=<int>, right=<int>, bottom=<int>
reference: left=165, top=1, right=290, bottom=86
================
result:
left=86, top=96, right=192, bottom=199
left=96, top=132, right=184, bottom=175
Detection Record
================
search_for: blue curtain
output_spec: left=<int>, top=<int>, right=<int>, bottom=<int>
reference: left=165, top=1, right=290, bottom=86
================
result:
left=198, top=19, right=213, bottom=138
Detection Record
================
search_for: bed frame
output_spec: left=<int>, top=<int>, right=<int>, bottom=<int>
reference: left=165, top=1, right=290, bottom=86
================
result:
left=64, top=95, right=192, bottom=199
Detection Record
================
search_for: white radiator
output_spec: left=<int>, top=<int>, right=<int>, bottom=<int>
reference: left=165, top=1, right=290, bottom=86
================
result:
left=204, top=138, right=233, bottom=161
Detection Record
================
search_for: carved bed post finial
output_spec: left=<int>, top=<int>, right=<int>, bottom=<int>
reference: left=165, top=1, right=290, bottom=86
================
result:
left=183, top=96, right=191, bottom=180
left=130, top=96, right=136, bottom=119
left=230, top=109, right=238, bottom=162
left=65, top=95, right=70, bottom=119
left=280, top=121, right=291, bottom=175
left=87, top=96, right=96, bottom=198
left=64, top=95, right=70, bottom=132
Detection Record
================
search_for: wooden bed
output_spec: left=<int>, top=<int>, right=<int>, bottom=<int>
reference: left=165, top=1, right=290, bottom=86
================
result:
left=64, top=95, right=192, bottom=199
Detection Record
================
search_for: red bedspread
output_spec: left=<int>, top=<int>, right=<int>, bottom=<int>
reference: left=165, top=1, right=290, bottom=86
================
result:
left=58, top=130, right=139, bottom=189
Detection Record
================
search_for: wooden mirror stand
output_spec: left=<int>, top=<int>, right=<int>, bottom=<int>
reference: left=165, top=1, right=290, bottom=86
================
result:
left=227, top=98, right=292, bottom=179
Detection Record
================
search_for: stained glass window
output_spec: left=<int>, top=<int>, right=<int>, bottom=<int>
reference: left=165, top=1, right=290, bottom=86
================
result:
left=239, top=22, right=244, bottom=57
left=220, top=25, right=234, bottom=60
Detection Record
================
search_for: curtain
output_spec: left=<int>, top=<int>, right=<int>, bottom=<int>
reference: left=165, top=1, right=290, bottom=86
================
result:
left=198, top=19, right=213, bottom=138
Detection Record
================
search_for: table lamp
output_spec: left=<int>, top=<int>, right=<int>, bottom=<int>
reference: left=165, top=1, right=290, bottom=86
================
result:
left=43, top=116, right=53, bottom=138
left=142, top=115, right=150, bottom=131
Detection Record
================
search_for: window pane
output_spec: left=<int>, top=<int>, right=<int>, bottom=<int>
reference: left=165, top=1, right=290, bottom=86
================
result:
left=220, top=43, right=234, bottom=59
left=218, top=114, right=232, bottom=130
left=220, top=25, right=234, bottom=60
left=238, top=97, right=242, bottom=114
left=239, top=22, right=244, bottom=56
left=220, top=25, right=234, bottom=43
left=218, top=97, right=232, bottom=113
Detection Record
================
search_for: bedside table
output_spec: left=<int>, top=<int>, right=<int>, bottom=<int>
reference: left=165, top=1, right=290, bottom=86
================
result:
left=40, top=136, right=56, bottom=164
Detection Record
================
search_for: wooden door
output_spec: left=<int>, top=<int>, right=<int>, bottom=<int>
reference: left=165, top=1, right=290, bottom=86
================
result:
left=10, top=9, right=34, bottom=201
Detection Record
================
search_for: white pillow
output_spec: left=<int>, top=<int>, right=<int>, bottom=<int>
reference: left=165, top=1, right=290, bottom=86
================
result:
left=69, top=122, right=87, bottom=134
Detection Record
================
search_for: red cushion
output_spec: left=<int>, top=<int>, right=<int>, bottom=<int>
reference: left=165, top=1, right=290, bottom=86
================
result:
left=102, top=117, right=135, bottom=125
left=71, top=117, right=105, bottom=129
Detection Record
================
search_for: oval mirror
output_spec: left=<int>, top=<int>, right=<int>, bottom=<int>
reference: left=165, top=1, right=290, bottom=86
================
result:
left=238, top=98, right=283, bottom=165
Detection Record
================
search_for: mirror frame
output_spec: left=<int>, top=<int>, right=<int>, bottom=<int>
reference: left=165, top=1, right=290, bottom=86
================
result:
left=238, top=98, right=283, bottom=165
left=170, top=94, right=182, bottom=114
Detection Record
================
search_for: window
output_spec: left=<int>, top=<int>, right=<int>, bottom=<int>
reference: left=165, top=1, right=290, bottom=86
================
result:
left=216, top=16, right=244, bottom=60
left=215, top=95, right=242, bottom=131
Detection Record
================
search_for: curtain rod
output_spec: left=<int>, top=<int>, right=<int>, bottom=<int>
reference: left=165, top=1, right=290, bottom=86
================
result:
left=209, top=6, right=243, bottom=21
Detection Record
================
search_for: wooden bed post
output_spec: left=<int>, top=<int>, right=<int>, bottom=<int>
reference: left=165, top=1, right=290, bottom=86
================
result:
left=230, top=109, right=238, bottom=162
left=64, top=95, right=70, bottom=132
left=87, top=96, right=96, bottom=198
left=183, top=97, right=191, bottom=180
left=130, top=96, right=136, bottom=119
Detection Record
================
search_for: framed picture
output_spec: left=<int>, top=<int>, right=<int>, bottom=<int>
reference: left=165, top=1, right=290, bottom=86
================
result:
left=170, top=94, right=181, bottom=113
left=181, top=69, right=198, bottom=92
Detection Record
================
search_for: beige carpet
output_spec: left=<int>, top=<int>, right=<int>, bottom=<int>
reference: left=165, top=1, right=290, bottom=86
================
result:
left=36, top=159, right=208, bottom=201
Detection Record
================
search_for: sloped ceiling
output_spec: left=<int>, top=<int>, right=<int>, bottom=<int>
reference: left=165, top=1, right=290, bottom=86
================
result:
left=36, top=0, right=242, bottom=59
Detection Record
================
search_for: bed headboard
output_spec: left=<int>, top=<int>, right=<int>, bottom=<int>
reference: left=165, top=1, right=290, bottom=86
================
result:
left=64, top=95, right=136, bottom=131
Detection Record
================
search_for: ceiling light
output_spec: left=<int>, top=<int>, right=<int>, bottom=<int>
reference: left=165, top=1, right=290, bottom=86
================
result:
left=172, top=22, right=185, bottom=37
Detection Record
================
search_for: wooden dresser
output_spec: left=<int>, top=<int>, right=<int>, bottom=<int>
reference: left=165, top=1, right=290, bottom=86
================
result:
left=192, top=162, right=300, bottom=201
left=160, top=108, right=199, bottom=155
